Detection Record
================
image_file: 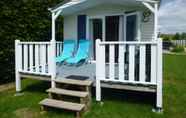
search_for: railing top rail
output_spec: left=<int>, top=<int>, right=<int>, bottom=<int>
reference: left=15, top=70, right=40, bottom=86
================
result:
left=99, top=41, right=158, bottom=45
left=56, top=41, right=63, bottom=43
left=18, top=42, right=51, bottom=45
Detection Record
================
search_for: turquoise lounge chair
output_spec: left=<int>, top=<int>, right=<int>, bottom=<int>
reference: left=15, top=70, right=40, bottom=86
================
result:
left=56, top=40, right=75, bottom=63
left=65, top=40, right=90, bottom=65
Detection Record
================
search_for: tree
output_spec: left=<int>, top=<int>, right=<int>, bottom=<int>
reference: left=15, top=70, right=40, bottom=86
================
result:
left=172, top=33, right=180, bottom=40
left=0, top=0, right=63, bottom=84
left=181, top=32, right=186, bottom=40
left=160, top=34, right=173, bottom=41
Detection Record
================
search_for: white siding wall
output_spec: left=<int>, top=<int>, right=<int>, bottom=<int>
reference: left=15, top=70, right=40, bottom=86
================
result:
left=64, top=15, right=77, bottom=40
left=63, top=4, right=154, bottom=41
left=141, top=14, right=154, bottom=41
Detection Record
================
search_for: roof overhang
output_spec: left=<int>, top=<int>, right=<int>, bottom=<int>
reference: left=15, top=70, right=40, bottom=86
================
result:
left=49, top=0, right=160, bottom=16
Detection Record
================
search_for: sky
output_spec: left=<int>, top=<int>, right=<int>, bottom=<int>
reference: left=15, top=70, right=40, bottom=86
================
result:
left=159, top=0, right=186, bottom=34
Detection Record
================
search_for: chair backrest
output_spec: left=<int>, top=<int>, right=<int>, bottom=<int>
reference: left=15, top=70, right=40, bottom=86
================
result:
left=76, top=40, right=90, bottom=58
left=62, top=40, right=76, bottom=56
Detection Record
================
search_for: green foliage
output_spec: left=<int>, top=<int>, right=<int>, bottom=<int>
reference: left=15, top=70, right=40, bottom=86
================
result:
left=172, top=33, right=181, bottom=40
left=180, top=32, right=186, bottom=40
left=160, top=34, right=174, bottom=41
left=171, top=46, right=185, bottom=53
left=161, top=33, right=186, bottom=41
left=161, top=34, right=171, bottom=41
left=0, top=0, right=63, bottom=84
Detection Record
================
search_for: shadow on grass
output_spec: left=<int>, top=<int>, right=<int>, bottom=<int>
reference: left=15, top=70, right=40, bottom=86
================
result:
left=22, top=80, right=50, bottom=93
left=22, top=79, right=156, bottom=107
left=92, top=87, right=156, bottom=106
left=44, top=107, right=74, bottom=117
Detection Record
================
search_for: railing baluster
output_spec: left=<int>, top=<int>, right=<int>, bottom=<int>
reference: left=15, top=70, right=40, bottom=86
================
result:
left=29, top=44, right=33, bottom=72
left=56, top=42, right=58, bottom=57
left=56, top=43, right=59, bottom=56
left=101, top=45, right=106, bottom=79
left=23, top=44, right=28, bottom=71
left=48, top=43, right=52, bottom=74
left=41, top=44, right=46, bottom=73
left=129, top=45, right=135, bottom=82
left=60, top=42, right=63, bottom=55
left=58, top=43, right=61, bottom=56
left=139, top=45, right=146, bottom=83
left=35, top=44, right=39, bottom=73
left=119, top=45, right=125, bottom=81
left=151, top=44, right=157, bottom=84
left=109, top=44, right=115, bottom=80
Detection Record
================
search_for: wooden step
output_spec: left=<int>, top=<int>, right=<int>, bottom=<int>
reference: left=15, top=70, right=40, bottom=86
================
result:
left=47, top=88, right=88, bottom=98
left=54, top=78, right=93, bottom=86
left=39, top=98, right=85, bottom=112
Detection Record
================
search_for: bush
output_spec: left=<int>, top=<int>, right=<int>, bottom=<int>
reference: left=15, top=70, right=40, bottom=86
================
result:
left=0, top=0, right=63, bottom=85
left=171, top=46, right=185, bottom=53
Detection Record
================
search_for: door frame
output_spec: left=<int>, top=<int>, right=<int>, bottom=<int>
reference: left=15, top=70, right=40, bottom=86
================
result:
left=87, top=16, right=105, bottom=60
left=86, top=12, right=141, bottom=61
left=87, top=16, right=105, bottom=41
left=87, top=12, right=141, bottom=42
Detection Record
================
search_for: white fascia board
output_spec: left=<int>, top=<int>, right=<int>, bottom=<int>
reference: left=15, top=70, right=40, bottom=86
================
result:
left=54, top=10, right=63, bottom=20
left=50, top=0, right=87, bottom=13
left=142, top=2, right=155, bottom=13
left=136, top=0, right=159, bottom=3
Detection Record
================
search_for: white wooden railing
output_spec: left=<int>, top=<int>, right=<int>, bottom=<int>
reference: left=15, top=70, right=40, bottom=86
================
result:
left=15, top=40, right=63, bottom=76
left=15, top=41, right=51, bottom=76
left=15, top=40, right=60, bottom=91
left=56, top=41, right=63, bottom=57
left=95, top=39, right=163, bottom=106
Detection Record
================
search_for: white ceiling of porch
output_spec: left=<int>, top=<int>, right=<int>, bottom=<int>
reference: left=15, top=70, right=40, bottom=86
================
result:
left=59, top=0, right=144, bottom=16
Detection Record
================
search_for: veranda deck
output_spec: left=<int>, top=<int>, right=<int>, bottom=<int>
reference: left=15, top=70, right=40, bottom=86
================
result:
left=56, top=62, right=156, bottom=93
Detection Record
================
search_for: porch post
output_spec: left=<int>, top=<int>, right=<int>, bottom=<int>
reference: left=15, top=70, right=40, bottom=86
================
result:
left=154, top=3, right=163, bottom=111
left=154, top=3, right=158, bottom=41
left=15, top=40, right=21, bottom=92
left=52, top=13, right=56, bottom=42
left=156, top=38, right=163, bottom=111
left=102, top=17, right=106, bottom=41
left=51, top=12, right=56, bottom=88
left=141, top=1, right=163, bottom=111
left=50, top=9, right=62, bottom=88
left=96, top=39, right=101, bottom=101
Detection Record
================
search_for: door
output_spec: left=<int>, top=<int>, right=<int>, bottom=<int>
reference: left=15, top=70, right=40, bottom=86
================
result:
left=105, top=16, right=120, bottom=62
left=105, top=16, right=119, bottom=42
left=91, top=19, right=103, bottom=60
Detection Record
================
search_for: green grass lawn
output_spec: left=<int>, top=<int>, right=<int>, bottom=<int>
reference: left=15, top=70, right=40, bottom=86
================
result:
left=0, top=54, right=186, bottom=118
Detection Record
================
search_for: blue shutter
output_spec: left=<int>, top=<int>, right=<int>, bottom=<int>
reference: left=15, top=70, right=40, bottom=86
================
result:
left=77, top=15, right=86, bottom=40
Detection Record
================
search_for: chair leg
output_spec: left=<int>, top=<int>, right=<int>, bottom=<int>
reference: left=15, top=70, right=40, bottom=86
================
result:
left=76, top=111, right=81, bottom=118
left=40, top=106, right=45, bottom=111
left=48, top=93, right=52, bottom=99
